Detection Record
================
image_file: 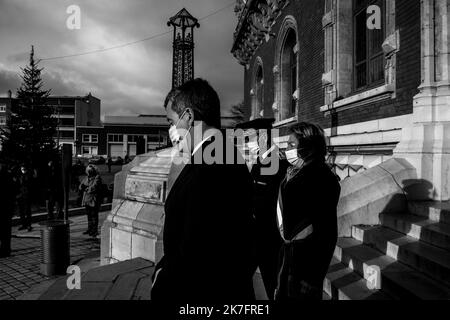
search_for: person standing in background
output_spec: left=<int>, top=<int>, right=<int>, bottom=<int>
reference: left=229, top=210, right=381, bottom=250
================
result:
left=106, top=156, right=112, bottom=173
left=0, top=159, right=16, bottom=258
left=17, top=165, right=33, bottom=232
left=79, top=165, right=102, bottom=238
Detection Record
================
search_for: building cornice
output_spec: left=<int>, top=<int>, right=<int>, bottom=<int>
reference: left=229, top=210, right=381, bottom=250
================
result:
left=231, top=0, right=289, bottom=66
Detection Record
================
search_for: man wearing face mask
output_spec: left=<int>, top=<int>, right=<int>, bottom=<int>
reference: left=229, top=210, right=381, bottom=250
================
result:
left=236, top=120, right=289, bottom=300
left=275, top=122, right=340, bottom=301
left=151, top=78, right=257, bottom=301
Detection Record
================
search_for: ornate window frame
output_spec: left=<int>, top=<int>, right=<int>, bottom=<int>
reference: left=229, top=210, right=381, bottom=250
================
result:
left=321, top=0, right=399, bottom=114
left=273, top=15, right=299, bottom=127
left=250, top=57, right=265, bottom=120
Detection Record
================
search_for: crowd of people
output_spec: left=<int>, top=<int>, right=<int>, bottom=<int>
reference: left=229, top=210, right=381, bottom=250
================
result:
left=151, top=78, right=341, bottom=301
left=0, top=158, right=104, bottom=258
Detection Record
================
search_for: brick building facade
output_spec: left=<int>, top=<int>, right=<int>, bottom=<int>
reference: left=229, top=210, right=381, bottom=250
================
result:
left=232, top=0, right=424, bottom=181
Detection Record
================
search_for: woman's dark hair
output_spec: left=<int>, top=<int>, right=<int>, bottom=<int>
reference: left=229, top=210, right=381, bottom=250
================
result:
left=288, top=122, right=327, bottom=162
left=164, top=78, right=221, bottom=129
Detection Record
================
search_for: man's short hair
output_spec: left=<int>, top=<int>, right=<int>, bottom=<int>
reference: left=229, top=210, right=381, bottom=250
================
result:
left=164, top=78, right=221, bottom=129
left=288, top=122, right=327, bottom=161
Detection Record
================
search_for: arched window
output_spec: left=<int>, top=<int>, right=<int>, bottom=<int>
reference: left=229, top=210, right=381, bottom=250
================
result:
left=251, top=58, right=264, bottom=119
left=281, top=29, right=298, bottom=119
left=274, top=16, right=298, bottom=123
left=255, top=65, right=264, bottom=118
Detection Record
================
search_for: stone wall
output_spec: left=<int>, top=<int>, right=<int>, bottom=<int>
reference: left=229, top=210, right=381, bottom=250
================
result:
left=101, top=150, right=184, bottom=266
left=337, top=158, right=420, bottom=237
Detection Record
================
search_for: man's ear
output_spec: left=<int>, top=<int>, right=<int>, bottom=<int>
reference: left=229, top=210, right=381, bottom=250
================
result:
left=185, top=108, right=194, bottom=126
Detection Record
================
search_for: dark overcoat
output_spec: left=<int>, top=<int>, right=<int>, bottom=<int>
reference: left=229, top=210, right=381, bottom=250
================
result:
left=275, top=160, right=341, bottom=300
left=250, top=149, right=289, bottom=299
left=80, top=175, right=102, bottom=208
left=151, top=137, right=257, bottom=301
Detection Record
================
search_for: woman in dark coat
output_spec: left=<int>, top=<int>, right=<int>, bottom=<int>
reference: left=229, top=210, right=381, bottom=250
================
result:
left=274, top=122, right=341, bottom=301
left=79, top=165, right=102, bottom=237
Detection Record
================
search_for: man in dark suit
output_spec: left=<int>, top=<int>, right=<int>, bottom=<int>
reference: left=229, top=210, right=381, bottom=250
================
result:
left=151, top=78, right=257, bottom=301
left=237, top=120, right=290, bottom=300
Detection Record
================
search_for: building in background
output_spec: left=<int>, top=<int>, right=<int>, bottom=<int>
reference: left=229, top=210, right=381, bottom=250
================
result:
left=231, top=0, right=421, bottom=181
left=0, top=91, right=13, bottom=137
left=1, top=91, right=169, bottom=157
left=0, top=92, right=100, bottom=153
left=76, top=114, right=169, bottom=158
left=48, top=93, right=101, bottom=150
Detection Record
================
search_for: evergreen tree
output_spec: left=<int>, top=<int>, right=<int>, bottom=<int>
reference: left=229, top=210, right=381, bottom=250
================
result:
left=0, top=46, right=57, bottom=170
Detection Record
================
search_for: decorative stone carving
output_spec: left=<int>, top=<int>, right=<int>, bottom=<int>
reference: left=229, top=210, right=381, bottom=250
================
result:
left=272, top=101, right=279, bottom=112
left=234, top=0, right=247, bottom=17
left=322, top=10, right=333, bottom=28
left=383, top=30, right=400, bottom=86
left=322, top=70, right=334, bottom=86
left=232, top=0, right=290, bottom=65
left=273, top=65, right=280, bottom=74
left=101, top=150, right=186, bottom=265
left=382, top=30, right=400, bottom=57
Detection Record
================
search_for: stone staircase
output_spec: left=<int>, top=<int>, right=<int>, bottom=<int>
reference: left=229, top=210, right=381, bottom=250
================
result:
left=323, top=201, right=450, bottom=300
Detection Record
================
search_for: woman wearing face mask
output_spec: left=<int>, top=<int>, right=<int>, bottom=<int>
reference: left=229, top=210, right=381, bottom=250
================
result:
left=274, top=122, right=341, bottom=301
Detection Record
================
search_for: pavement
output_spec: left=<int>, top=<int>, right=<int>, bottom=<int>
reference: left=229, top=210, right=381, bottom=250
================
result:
left=0, top=211, right=108, bottom=300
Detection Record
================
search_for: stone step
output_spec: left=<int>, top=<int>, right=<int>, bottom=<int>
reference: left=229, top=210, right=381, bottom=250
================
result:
left=353, top=225, right=450, bottom=286
left=324, top=257, right=392, bottom=300
left=322, top=291, right=331, bottom=300
left=334, top=237, right=450, bottom=300
left=408, top=201, right=450, bottom=225
left=380, top=212, right=450, bottom=251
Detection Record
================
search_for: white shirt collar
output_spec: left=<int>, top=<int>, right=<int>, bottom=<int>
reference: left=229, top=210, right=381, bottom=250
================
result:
left=261, top=145, right=276, bottom=160
left=191, top=130, right=220, bottom=156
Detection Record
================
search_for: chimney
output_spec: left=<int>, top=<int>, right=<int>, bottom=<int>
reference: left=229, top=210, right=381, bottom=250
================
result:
left=7, top=90, right=11, bottom=99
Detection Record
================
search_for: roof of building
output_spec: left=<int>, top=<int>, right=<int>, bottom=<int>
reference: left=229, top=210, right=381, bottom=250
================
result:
left=103, top=115, right=169, bottom=127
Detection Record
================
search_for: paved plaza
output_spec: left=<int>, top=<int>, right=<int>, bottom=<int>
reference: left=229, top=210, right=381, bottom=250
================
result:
left=0, top=211, right=107, bottom=300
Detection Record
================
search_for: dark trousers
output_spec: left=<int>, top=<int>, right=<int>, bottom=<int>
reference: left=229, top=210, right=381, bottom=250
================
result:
left=0, top=209, right=13, bottom=255
left=256, top=229, right=281, bottom=300
left=18, top=197, right=32, bottom=228
left=274, top=241, right=323, bottom=301
left=85, top=206, right=99, bottom=234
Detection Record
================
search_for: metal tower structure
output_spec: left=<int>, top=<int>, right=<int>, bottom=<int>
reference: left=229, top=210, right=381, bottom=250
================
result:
left=167, top=8, right=200, bottom=88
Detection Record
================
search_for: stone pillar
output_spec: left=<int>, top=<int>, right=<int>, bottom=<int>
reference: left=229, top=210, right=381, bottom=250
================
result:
left=394, top=0, right=450, bottom=201
left=100, top=149, right=186, bottom=265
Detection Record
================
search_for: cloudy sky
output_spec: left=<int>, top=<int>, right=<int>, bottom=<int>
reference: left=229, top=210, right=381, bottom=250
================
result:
left=0, top=0, right=243, bottom=117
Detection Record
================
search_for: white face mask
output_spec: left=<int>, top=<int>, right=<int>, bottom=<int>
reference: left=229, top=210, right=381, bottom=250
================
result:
left=169, top=110, right=190, bottom=146
left=247, top=141, right=260, bottom=154
left=285, top=149, right=303, bottom=167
